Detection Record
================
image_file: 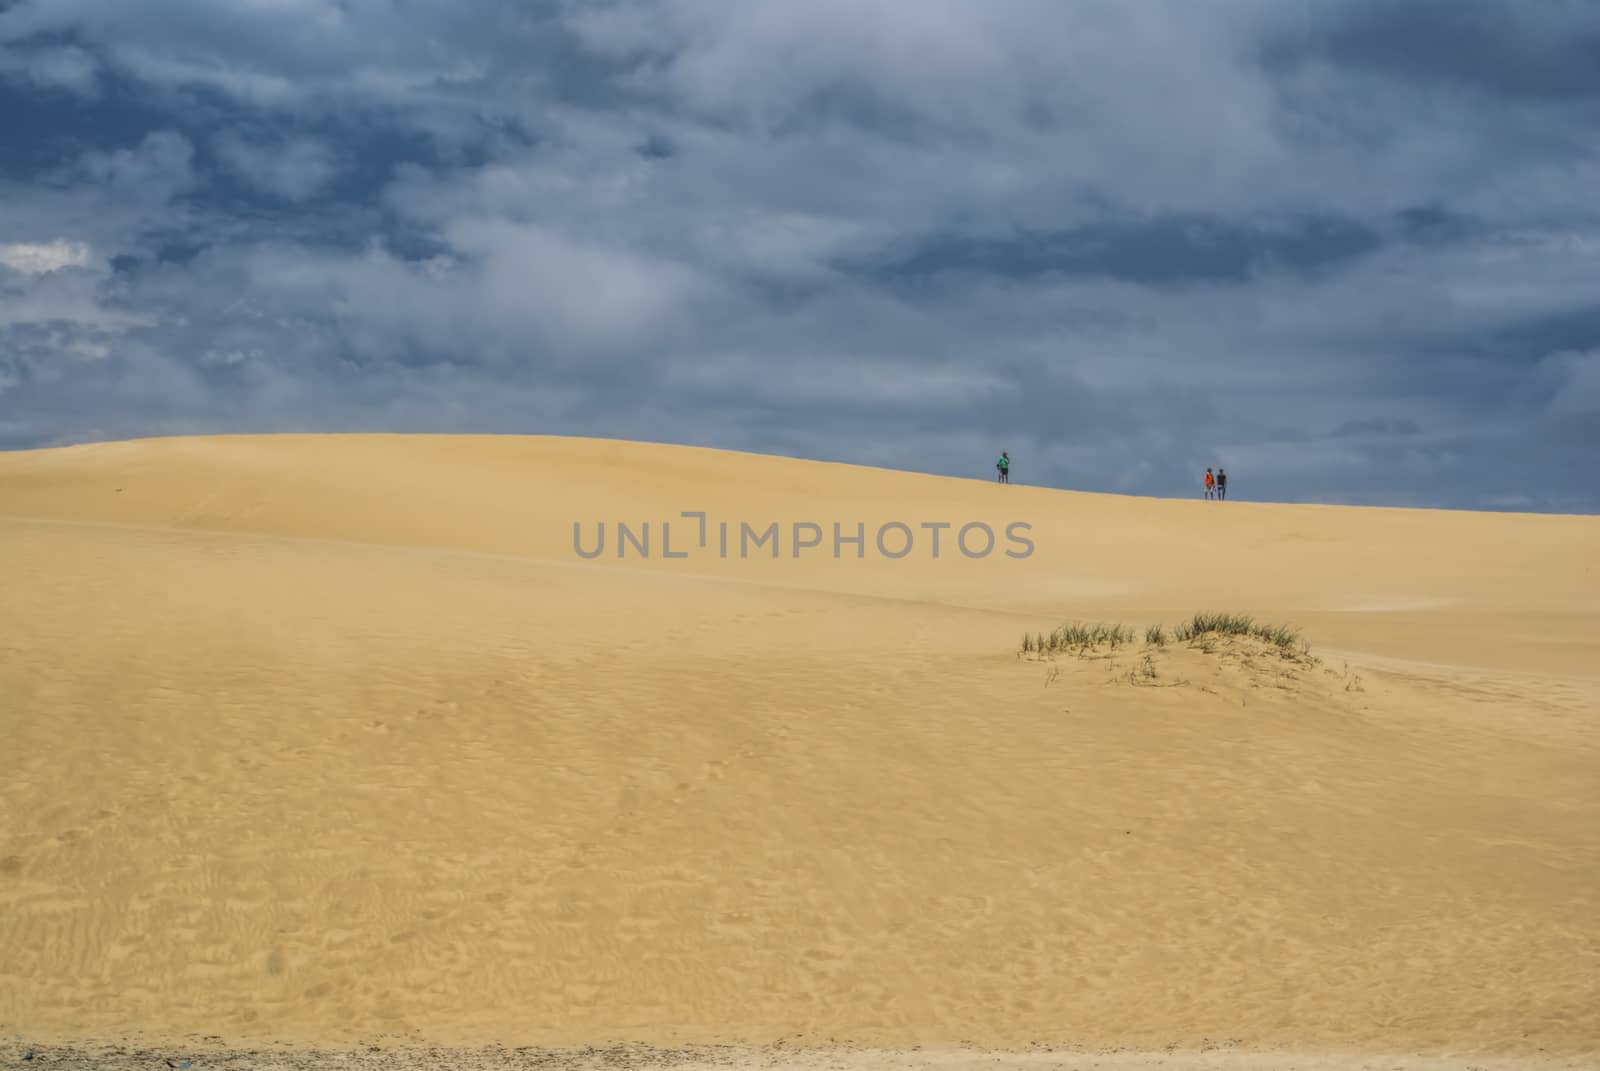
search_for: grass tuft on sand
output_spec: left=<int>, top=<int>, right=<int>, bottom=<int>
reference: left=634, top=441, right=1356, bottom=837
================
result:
left=1171, top=611, right=1308, bottom=658
left=1022, top=622, right=1135, bottom=657
left=1022, top=612, right=1309, bottom=661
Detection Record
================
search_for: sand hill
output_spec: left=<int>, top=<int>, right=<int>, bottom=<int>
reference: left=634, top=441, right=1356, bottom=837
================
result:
left=1, top=434, right=1596, bottom=1070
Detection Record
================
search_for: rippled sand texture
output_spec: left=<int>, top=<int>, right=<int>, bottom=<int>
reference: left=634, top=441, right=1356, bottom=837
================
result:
left=1, top=435, right=1596, bottom=1066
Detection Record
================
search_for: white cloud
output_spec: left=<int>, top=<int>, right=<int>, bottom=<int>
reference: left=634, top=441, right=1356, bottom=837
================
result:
left=0, top=239, right=94, bottom=274
left=0, top=43, right=99, bottom=94
left=76, top=129, right=197, bottom=198
left=213, top=132, right=341, bottom=201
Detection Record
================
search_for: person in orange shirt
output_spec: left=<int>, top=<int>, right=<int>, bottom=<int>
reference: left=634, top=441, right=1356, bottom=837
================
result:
left=1203, top=467, right=1215, bottom=499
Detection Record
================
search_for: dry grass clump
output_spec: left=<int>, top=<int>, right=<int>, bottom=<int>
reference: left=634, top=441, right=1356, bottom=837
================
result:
left=1020, top=622, right=1134, bottom=657
left=1171, top=611, right=1307, bottom=658
left=1022, top=612, right=1310, bottom=661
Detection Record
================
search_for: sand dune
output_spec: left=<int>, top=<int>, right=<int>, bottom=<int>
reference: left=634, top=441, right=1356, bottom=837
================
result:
left=1, top=435, right=1596, bottom=1068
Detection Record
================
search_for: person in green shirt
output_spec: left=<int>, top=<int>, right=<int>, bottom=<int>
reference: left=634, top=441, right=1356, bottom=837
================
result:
left=996, top=452, right=1010, bottom=484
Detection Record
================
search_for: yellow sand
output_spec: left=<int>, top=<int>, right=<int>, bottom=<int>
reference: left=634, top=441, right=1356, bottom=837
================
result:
left=1, top=434, right=1596, bottom=1062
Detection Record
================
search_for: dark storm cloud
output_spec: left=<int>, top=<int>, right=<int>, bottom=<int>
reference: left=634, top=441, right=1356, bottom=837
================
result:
left=1268, top=0, right=1600, bottom=102
left=1332, top=418, right=1422, bottom=439
left=0, top=0, right=1596, bottom=511
left=864, top=215, right=1383, bottom=286
left=1491, top=305, right=1600, bottom=365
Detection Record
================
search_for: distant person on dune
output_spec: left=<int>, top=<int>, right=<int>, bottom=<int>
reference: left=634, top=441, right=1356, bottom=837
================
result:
left=996, top=452, right=1010, bottom=484
left=1203, top=467, right=1214, bottom=499
left=1216, top=468, right=1227, bottom=500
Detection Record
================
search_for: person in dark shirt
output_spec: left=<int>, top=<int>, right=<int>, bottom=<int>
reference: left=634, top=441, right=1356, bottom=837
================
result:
left=1216, top=468, right=1228, bottom=500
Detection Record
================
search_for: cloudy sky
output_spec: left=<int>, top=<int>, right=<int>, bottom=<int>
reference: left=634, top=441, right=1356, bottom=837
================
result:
left=1, top=0, right=1596, bottom=510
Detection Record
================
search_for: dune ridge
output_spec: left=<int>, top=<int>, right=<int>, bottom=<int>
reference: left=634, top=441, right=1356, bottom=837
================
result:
left=1, top=434, right=1596, bottom=1068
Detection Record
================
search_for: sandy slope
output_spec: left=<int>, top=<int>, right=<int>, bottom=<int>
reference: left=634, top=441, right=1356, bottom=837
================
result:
left=1, top=434, right=1596, bottom=1067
